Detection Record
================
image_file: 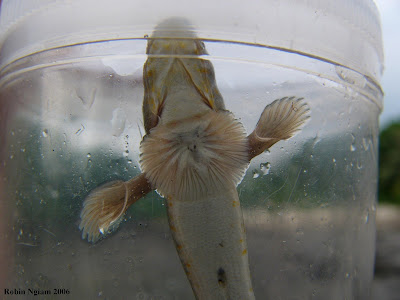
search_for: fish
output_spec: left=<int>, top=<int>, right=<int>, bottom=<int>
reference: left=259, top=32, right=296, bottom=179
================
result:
left=79, top=18, right=310, bottom=299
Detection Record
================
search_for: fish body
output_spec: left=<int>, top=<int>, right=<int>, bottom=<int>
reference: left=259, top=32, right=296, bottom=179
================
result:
left=79, top=18, right=311, bottom=300
left=140, top=18, right=254, bottom=299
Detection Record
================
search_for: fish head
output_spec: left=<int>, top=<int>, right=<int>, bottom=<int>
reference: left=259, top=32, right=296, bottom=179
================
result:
left=142, top=18, right=225, bottom=133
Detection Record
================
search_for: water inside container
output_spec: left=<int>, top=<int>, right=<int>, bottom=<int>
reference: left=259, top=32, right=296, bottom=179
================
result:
left=0, top=39, right=381, bottom=299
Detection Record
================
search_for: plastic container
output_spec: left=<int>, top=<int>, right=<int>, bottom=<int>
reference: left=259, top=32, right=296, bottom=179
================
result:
left=0, top=0, right=383, bottom=299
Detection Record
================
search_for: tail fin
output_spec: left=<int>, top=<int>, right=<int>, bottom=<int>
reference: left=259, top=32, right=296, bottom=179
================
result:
left=79, top=173, right=152, bottom=243
left=248, top=97, right=310, bottom=159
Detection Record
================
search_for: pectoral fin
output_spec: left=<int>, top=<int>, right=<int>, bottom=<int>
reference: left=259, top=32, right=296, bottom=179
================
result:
left=79, top=173, right=152, bottom=243
left=248, top=96, right=310, bottom=159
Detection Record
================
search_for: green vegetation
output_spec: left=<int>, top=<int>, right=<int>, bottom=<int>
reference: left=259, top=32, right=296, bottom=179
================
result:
left=379, top=121, right=400, bottom=205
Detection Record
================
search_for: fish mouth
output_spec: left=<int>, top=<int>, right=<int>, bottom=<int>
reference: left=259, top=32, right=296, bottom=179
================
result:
left=139, top=111, right=249, bottom=201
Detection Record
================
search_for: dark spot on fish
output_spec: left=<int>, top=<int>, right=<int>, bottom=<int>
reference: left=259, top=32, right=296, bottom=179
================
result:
left=217, top=267, right=226, bottom=287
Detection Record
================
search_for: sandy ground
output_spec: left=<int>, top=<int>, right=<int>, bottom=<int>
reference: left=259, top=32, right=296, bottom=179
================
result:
left=372, top=204, right=400, bottom=300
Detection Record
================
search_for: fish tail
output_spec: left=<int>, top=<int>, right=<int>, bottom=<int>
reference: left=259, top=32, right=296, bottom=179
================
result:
left=79, top=173, right=151, bottom=243
left=248, top=96, right=310, bottom=159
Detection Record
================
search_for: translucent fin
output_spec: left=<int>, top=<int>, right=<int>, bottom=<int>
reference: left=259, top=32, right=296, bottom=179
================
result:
left=79, top=181, right=129, bottom=243
left=140, top=111, right=249, bottom=201
left=79, top=174, right=152, bottom=243
left=248, top=96, right=310, bottom=159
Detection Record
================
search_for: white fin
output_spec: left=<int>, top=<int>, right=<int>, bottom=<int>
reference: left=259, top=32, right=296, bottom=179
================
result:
left=248, top=96, right=310, bottom=158
left=79, top=181, right=129, bottom=243
left=140, top=111, right=249, bottom=201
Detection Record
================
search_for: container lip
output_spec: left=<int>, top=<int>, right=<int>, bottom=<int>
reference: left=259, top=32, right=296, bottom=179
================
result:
left=0, top=0, right=384, bottom=87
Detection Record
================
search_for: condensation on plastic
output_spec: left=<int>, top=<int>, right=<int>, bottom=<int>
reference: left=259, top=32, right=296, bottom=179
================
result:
left=0, top=0, right=383, bottom=93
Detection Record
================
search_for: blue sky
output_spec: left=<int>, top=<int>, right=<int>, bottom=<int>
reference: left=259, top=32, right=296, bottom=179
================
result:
left=374, top=0, right=400, bottom=129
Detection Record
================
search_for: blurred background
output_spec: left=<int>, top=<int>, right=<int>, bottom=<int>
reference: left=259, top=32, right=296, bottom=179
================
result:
left=373, top=1, right=400, bottom=299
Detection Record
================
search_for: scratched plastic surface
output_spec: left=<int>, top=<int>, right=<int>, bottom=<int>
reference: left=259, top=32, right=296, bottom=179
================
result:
left=0, top=40, right=381, bottom=299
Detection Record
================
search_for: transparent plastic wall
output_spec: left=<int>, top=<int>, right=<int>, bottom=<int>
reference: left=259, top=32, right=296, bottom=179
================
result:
left=0, top=0, right=383, bottom=299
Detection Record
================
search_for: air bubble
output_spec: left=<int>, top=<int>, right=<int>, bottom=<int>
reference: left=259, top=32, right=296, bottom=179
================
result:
left=87, top=153, right=92, bottom=158
left=260, top=162, right=271, bottom=175
left=253, top=170, right=260, bottom=179
left=42, top=129, right=49, bottom=137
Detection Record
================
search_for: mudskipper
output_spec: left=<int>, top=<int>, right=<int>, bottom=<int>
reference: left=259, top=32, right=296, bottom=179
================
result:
left=79, top=18, right=310, bottom=300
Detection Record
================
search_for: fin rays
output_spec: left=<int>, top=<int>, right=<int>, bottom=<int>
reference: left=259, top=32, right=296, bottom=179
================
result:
left=140, top=111, right=249, bottom=201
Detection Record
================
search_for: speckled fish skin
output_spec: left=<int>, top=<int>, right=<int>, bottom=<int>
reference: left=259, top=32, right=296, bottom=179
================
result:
left=140, top=18, right=255, bottom=299
left=167, top=185, right=254, bottom=299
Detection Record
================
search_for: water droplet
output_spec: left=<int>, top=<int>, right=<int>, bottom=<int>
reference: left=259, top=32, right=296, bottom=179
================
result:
left=9, top=154, right=14, bottom=160
left=20, top=148, right=26, bottom=153
left=303, top=169, right=307, bottom=173
left=127, top=160, right=133, bottom=164
left=123, top=150, right=129, bottom=157
left=111, top=108, right=126, bottom=137
left=75, top=124, right=85, bottom=135
left=98, top=291, right=103, bottom=297
left=99, top=228, right=105, bottom=234
left=76, top=87, right=97, bottom=110
left=356, top=160, right=363, bottom=169
left=332, top=158, right=336, bottom=163
left=42, top=129, right=49, bottom=137
left=260, top=162, right=271, bottom=175
left=253, top=170, right=260, bottom=179
left=364, top=209, right=369, bottom=224
left=362, top=138, right=370, bottom=151
left=345, top=272, right=350, bottom=278
left=350, top=144, right=356, bottom=152
left=86, top=153, right=92, bottom=158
